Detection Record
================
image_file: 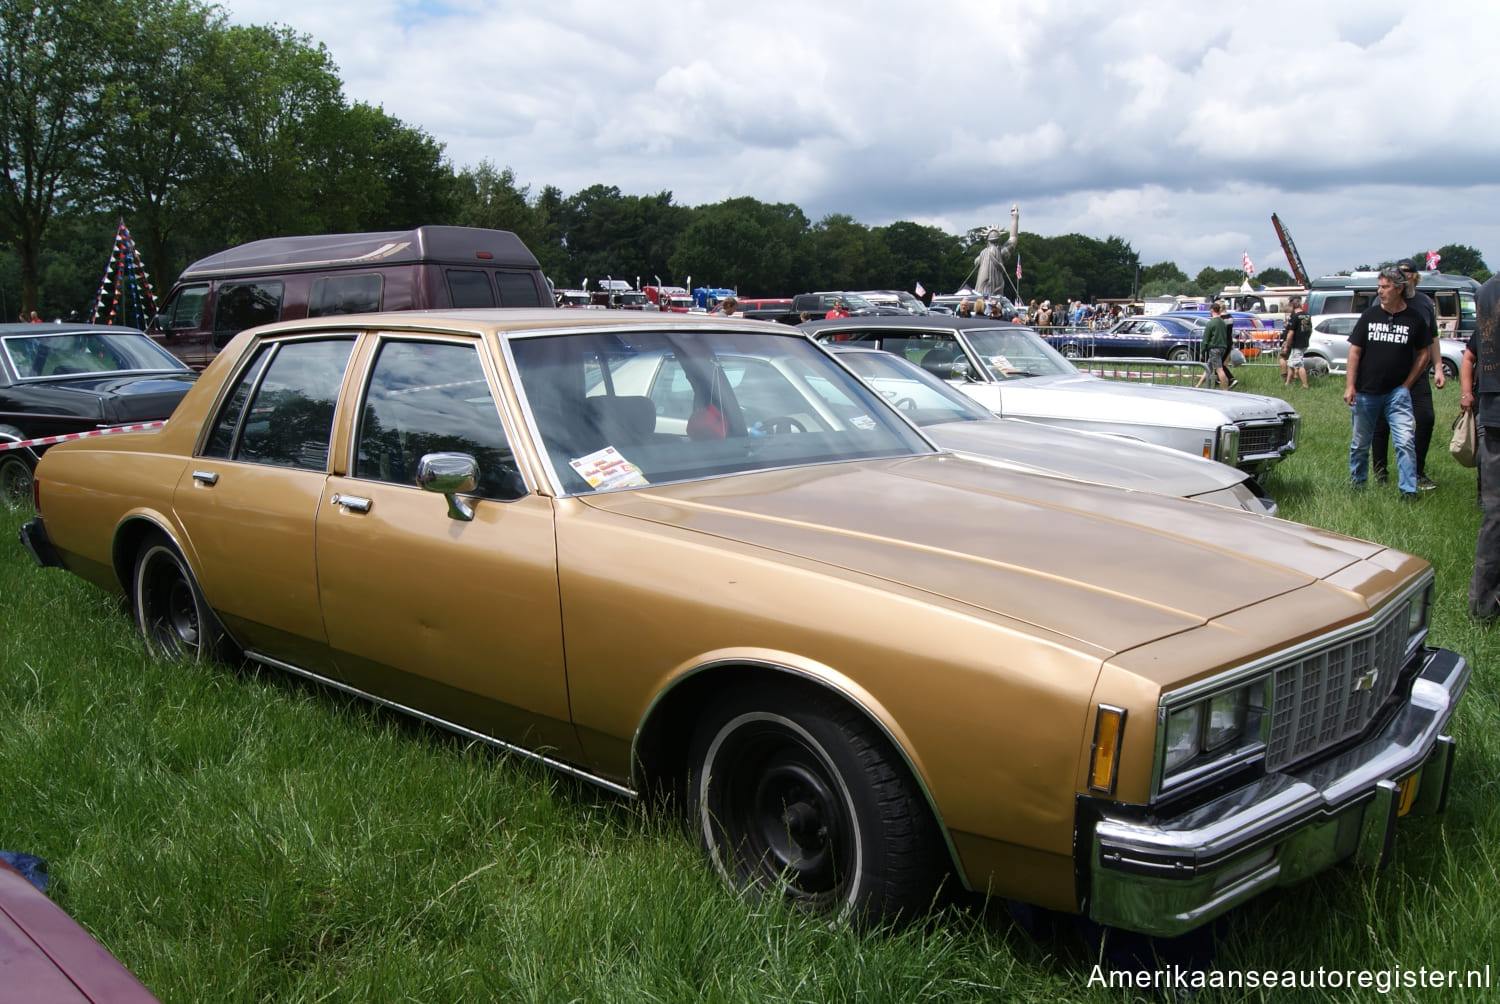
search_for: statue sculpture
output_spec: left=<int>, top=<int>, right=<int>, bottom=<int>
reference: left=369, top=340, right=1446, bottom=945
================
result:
left=974, top=205, right=1019, bottom=297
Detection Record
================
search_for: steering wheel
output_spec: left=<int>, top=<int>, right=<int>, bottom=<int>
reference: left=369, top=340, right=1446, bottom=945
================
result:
left=761, top=415, right=807, bottom=434
left=893, top=396, right=917, bottom=412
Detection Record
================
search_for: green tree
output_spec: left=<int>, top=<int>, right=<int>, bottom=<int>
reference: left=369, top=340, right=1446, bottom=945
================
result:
left=1413, top=244, right=1489, bottom=278
left=804, top=214, right=893, bottom=292
left=0, top=0, right=113, bottom=313
left=1140, top=261, right=1189, bottom=289
left=1194, top=267, right=1244, bottom=298
left=1255, top=267, right=1294, bottom=287
left=875, top=221, right=963, bottom=295
left=299, top=101, right=454, bottom=233
left=87, top=0, right=225, bottom=287
left=668, top=197, right=808, bottom=295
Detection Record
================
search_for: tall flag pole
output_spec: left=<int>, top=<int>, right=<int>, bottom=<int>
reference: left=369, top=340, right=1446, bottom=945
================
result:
left=89, top=220, right=158, bottom=328
left=1241, top=251, right=1255, bottom=278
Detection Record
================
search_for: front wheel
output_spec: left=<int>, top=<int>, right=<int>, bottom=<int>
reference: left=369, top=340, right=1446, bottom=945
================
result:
left=0, top=454, right=35, bottom=511
left=689, top=683, right=942, bottom=924
left=133, top=533, right=229, bottom=663
left=1443, top=358, right=1458, bottom=381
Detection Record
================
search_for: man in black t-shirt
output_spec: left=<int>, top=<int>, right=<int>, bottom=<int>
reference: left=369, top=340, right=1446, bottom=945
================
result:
left=1345, top=267, right=1434, bottom=499
left=1372, top=258, right=1444, bottom=489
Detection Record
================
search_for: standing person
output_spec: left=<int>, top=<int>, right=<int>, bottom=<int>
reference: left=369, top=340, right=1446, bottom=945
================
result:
left=1282, top=295, right=1312, bottom=388
left=1462, top=273, right=1500, bottom=618
left=824, top=298, right=850, bottom=320
left=1345, top=267, right=1433, bottom=500
left=1372, top=258, right=1444, bottom=489
left=1197, top=300, right=1232, bottom=389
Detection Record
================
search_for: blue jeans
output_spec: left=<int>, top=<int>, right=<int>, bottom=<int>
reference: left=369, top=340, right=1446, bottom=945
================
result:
left=1350, top=387, right=1416, bottom=493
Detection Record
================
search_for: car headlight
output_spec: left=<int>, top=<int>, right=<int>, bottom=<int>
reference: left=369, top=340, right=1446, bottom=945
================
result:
left=1163, top=704, right=1201, bottom=772
left=1214, top=425, right=1241, bottom=464
left=1158, top=678, right=1267, bottom=791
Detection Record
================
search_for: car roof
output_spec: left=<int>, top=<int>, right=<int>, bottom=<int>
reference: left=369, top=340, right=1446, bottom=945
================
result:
left=179, top=226, right=540, bottom=279
left=800, top=315, right=1029, bottom=334
left=0, top=323, right=149, bottom=337
left=239, top=308, right=805, bottom=340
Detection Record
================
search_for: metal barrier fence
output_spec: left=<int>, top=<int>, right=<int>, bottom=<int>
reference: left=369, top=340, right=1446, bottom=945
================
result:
left=1073, top=357, right=1210, bottom=386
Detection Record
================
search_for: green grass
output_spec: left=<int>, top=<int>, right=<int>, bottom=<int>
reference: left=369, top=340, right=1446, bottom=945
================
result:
left=4, top=362, right=1499, bottom=1002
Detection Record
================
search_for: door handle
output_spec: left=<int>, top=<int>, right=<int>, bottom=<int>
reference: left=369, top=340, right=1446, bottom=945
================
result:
left=331, top=493, right=371, bottom=513
left=191, top=470, right=219, bottom=485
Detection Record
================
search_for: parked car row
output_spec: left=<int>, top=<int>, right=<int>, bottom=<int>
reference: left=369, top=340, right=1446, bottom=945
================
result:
left=19, top=307, right=1465, bottom=941
left=801, top=315, right=1299, bottom=476
left=1303, top=313, right=1465, bottom=379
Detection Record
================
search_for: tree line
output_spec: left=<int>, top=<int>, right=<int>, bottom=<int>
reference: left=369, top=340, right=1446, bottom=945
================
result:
left=2, top=1, right=1491, bottom=324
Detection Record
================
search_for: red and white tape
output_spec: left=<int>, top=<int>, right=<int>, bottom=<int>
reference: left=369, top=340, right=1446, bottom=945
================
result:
left=0, top=421, right=166, bottom=453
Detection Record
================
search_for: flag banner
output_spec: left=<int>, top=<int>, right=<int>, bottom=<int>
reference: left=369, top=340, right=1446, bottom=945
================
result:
left=1015, top=256, right=1022, bottom=280
left=1426, top=250, right=1442, bottom=270
left=1242, top=252, right=1255, bottom=277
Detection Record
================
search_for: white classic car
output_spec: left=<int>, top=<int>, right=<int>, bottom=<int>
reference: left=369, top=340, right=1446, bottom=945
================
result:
left=826, top=344, right=1277, bottom=515
left=803, top=316, right=1299, bottom=475
left=1304, top=313, right=1464, bottom=379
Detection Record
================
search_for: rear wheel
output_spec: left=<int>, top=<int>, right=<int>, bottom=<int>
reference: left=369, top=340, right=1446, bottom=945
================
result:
left=1443, top=358, right=1458, bottom=381
left=689, top=682, right=942, bottom=924
left=0, top=454, right=34, bottom=511
left=133, top=533, right=228, bottom=663
left=1167, top=346, right=1192, bottom=362
left=1059, top=342, right=1082, bottom=359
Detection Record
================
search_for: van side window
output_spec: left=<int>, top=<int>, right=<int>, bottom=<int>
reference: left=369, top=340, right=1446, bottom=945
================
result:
left=213, top=281, right=284, bottom=348
left=446, top=269, right=495, bottom=307
left=496, top=271, right=542, bottom=307
left=202, top=337, right=355, bottom=470
left=161, top=284, right=209, bottom=331
left=353, top=339, right=523, bottom=500
left=309, top=274, right=382, bottom=317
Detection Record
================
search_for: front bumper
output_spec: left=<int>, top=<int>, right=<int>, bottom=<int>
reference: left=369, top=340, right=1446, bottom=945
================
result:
left=1087, top=646, right=1467, bottom=937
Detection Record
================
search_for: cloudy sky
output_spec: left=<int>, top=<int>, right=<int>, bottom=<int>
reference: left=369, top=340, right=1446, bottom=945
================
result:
left=223, top=0, right=1498, bottom=282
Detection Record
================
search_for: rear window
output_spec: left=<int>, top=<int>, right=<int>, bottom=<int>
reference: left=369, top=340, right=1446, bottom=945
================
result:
left=447, top=269, right=496, bottom=308
left=309, top=274, right=382, bottom=316
left=497, top=271, right=543, bottom=306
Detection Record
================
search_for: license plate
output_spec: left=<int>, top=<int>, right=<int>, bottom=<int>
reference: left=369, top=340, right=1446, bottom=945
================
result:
left=1396, top=774, right=1420, bottom=816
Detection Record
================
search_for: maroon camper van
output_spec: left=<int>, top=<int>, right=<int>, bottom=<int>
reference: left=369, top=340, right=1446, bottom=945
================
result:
left=147, top=226, right=552, bottom=367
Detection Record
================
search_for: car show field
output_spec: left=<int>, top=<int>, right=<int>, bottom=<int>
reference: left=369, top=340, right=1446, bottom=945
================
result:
left=2, top=314, right=1495, bottom=1001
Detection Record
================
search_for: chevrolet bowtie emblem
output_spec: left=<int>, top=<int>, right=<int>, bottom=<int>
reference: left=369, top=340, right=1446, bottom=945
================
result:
left=1353, top=668, right=1380, bottom=692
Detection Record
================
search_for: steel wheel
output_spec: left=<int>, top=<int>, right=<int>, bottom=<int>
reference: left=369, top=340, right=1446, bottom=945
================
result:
left=690, top=684, right=941, bottom=923
left=1167, top=346, right=1193, bottom=362
left=133, top=534, right=224, bottom=663
left=0, top=454, right=34, bottom=511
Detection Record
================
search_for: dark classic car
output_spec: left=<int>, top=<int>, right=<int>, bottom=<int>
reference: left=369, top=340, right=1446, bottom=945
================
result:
left=1049, top=314, right=1204, bottom=361
left=0, top=324, right=197, bottom=508
left=19, top=309, right=1466, bottom=936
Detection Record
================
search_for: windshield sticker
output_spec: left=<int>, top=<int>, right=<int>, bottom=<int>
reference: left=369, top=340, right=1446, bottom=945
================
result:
left=570, top=446, right=650, bottom=489
left=990, top=355, right=1021, bottom=374
left=850, top=415, right=877, bottom=430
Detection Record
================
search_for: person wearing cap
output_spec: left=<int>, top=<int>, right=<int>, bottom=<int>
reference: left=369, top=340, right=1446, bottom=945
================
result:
left=1371, top=258, right=1444, bottom=489
left=1462, top=273, right=1500, bottom=618
left=1282, top=295, right=1312, bottom=388
left=1345, top=266, right=1434, bottom=500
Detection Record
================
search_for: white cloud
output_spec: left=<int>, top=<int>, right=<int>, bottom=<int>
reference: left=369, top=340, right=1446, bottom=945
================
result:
left=220, top=0, right=1500, bottom=276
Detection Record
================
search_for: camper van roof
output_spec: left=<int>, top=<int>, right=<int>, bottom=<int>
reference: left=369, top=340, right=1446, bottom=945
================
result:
left=180, top=226, right=540, bottom=279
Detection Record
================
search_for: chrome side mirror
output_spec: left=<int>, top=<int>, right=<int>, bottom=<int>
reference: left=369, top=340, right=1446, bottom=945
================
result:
left=416, top=452, right=479, bottom=521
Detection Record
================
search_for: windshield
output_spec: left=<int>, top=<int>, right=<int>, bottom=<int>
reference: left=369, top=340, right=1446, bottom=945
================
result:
left=510, top=329, right=933, bottom=494
left=962, top=327, right=1077, bottom=380
left=833, top=350, right=994, bottom=426
left=3, top=329, right=190, bottom=379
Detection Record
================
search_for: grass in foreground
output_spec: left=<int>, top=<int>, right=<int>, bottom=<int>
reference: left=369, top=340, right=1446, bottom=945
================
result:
left=3, top=362, right=1498, bottom=1002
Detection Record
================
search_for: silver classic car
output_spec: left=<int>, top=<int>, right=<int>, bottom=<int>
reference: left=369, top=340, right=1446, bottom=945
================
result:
left=803, top=316, right=1299, bottom=475
left=827, top=344, right=1277, bottom=514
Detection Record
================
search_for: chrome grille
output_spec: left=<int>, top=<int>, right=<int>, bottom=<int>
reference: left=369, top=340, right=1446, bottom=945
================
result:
left=1237, top=421, right=1295, bottom=461
left=1266, top=601, right=1408, bottom=770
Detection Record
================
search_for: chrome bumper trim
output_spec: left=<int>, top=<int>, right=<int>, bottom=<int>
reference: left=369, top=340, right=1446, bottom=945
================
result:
left=1088, top=647, right=1466, bottom=935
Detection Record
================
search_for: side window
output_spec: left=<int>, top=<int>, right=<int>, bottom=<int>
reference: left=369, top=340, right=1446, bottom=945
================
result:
left=446, top=269, right=496, bottom=308
left=202, top=338, right=354, bottom=470
left=495, top=271, right=542, bottom=307
left=354, top=340, right=524, bottom=501
left=212, top=281, right=284, bottom=348
left=309, top=274, right=382, bottom=316
left=162, top=285, right=209, bottom=331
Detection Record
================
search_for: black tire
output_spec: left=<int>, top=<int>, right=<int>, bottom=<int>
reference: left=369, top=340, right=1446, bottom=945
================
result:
left=1060, top=342, right=1082, bottom=359
left=133, top=532, right=228, bottom=663
left=0, top=454, right=34, bottom=511
left=1167, top=346, right=1192, bottom=362
left=1443, top=358, right=1458, bottom=381
left=689, top=682, right=942, bottom=924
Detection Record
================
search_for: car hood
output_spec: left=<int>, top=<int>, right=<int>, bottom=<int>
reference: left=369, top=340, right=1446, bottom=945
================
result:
left=579, top=454, right=1381, bottom=658
left=39, top=372, right=196, bottom=422
left=924, top=419, right=1247, bottom=497
left=992, top=373, right=1293, bottom=422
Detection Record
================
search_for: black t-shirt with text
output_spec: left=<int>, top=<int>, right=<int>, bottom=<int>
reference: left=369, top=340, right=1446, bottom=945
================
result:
left=1349, top=300, right=1433, bottom=395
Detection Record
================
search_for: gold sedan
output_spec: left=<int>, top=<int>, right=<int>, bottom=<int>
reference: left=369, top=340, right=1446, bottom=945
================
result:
left=18, top=310, right=1467, bottom=935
